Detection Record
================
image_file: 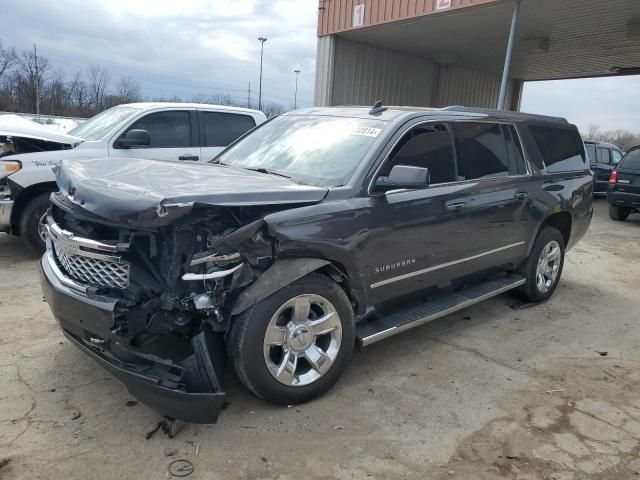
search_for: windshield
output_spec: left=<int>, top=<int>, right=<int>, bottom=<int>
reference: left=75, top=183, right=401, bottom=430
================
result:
left=69, top=106, right=138, bottom=141
left=215, top=115, right=388, bottom=187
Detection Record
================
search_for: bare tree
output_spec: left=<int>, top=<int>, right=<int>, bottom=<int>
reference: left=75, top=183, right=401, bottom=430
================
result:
left=582, top=124, right=640, bottom=151
left=262, top=102, right=286, bottom=118
left=116, top=76, right=141, bottom=104
left=16, top=47, right=50, bottom=113
left=0, top=39, right=17, bottom=80
left=87, top=64, right=110, bottom=110
left=67, top=71, right=89, bottom=115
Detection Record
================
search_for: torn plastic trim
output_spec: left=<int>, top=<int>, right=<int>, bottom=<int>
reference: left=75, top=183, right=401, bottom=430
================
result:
left=182, top=263, right=244, bottom=281
left=190, top=252, right=241, bottom=266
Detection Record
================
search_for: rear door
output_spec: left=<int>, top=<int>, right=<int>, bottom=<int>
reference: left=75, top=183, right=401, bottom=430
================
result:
left=110, top=109, right=201, bottom=162
left=447, top=121, right=531, bottom=276
left=198, top=110, right=257, bottom=161
left=594, top=145, right=613, bottom=190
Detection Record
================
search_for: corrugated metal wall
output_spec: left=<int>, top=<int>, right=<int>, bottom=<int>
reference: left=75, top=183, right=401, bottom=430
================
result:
left=322, top=37, right=436, bottom=106
left=315, top=36, right=521, bottom=109
left=317, top=0, right=498, bottom=36
left=432, top=64, right=504, bottom=108
left=314, top=36, right=336, bottom=107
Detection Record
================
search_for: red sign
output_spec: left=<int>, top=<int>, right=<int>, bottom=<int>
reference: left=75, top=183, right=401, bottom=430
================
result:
left=436, top=0, right=452, bottom=10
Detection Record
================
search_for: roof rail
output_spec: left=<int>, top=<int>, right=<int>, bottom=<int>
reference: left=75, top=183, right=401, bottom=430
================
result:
left=441, top=106, right=569, bottom=123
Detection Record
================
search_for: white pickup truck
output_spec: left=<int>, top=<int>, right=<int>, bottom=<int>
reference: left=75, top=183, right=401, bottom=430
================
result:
left=0, top=103, right=267, bottom=250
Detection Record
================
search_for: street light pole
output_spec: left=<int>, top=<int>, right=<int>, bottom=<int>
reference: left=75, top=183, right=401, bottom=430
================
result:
left=293, top=69, right=301, bottom=109
left=258, top=37, right=267, bottom=111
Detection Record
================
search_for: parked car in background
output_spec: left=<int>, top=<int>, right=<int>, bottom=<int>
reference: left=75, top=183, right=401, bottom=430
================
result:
left=608, top=146, right=640, bottom=221
left=40, top=105, right=593, bottom=424
left=584, top=140, right=624, bottom=193
left=0, top=103, right=266, bottom=250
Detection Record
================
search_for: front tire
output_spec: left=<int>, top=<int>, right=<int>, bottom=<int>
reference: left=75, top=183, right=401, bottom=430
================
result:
left=19, top=192, right=52, bottom=253
left=520, top=227, right=565, bottom=303
left=609, top=205, right=630, bottom=221
left=229, top=273, right=355, bottom=405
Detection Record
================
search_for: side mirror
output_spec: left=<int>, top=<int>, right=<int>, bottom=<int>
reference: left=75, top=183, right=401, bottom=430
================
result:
left=115, top=129, right=150, bottom=148
left=375, top=165, right=430, bottom=192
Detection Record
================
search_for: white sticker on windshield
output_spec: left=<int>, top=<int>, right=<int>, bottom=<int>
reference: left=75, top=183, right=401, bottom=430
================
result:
left=352, top=127, right=382, bottom=137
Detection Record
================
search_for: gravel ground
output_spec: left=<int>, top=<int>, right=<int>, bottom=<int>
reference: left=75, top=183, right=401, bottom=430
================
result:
left=1, top=198, right=639, bottom=480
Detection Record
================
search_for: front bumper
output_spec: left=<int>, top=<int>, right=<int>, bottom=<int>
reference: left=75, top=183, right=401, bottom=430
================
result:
left=40, top=249, right=227, bottom=424
left=0, top=197, right=12, bottom=233
left=608, top=190, right=640, bottom=209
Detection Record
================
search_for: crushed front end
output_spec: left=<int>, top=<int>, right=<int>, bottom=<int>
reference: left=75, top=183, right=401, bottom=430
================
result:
left=40, top=192, right=274, bottom=423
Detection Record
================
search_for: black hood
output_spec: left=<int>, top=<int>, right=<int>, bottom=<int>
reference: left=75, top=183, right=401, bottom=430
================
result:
left=54, top=157, right=328, bottom=227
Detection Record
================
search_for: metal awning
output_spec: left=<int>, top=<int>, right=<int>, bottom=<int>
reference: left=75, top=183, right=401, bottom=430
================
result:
left=335, top=0, right=640, bottom=82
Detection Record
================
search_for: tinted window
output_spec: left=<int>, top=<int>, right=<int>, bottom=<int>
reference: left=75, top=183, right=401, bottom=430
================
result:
left=612, top=149, right=623, bottom=165
left=202, top=112, right=256, bottom=147
left=597, top=147, right=611, bottom=165
left=383, top=124, right=456, bottom=184
left=619, top=148, right=640, bottom=170
left=125, top=111, right=190, bottom=148
left=585, top=144, right=596, bottom=164
left=504, top=125, right=527, bottom=175
left=453, top=122, right=510, bottom=180
left=529, top=125, right=586, bottom=172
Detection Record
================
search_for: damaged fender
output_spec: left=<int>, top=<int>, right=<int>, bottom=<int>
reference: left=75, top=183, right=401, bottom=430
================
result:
left=231, top=258, right=332, bottom=315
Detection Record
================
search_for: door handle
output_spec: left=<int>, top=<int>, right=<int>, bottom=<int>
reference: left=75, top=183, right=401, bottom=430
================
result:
left=446, top=202, right=467, bottom=211
left=179, top=154, right=199, bottom=161
left=514, top=191, right=530, bottom=200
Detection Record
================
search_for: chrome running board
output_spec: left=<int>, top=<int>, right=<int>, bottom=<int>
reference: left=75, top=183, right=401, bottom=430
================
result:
left=357, top=274, right=525, bottom=347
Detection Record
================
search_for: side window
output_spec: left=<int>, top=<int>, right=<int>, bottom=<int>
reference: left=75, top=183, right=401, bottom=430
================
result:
left=619, top=149, right=640, bottom=170
left=611, top=149, right=623, bottom=165
left=380, top=123, right=456, bottom=184
left=597, top=147, right=611, bottom=165
left=452, top=122, right=511, bottom=180
left=201, top=112, right=256, bottom=147
left=529, top=125, right=587, bottom=173
left=124, top=111, right=191, bottom=148
left=585, top=144, right=597, bottom=165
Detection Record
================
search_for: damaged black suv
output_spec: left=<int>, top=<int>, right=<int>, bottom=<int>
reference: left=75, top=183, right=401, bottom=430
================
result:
left=40, top=105, right=593, bottom=424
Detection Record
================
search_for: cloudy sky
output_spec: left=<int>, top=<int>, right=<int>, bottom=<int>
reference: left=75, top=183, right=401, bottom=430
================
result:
left=5, top=0, right=640, bottom=133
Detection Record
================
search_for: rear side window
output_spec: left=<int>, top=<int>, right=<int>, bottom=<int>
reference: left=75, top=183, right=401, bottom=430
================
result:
left=125, top=111, right=191, bottom=148
left=201, top=112, right=256, bottom=147
left=585, top=144, right=596, bottom=164
left=452, top=122, right=525, bottom=180
left=619, top=149, right=640, bottom=170
left=529, top=125, right=586, bottom=172
left=612, top=149, right=623, bottom=165
left=597, top=147, right=611, bottom=164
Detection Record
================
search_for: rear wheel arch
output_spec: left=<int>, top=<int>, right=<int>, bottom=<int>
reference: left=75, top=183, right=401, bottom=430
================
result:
left=539, top=211, right=572, bottom=248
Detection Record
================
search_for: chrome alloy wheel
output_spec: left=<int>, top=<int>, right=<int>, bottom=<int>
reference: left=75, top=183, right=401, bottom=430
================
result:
left=536, top=240, right=561, bottom=294
left=38, top=212, right=48, bottom=243
left=263, top=294, right=342, bottom=387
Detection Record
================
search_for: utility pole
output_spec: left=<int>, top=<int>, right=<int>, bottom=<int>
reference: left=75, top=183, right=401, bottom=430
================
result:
left=293, top=70, right=301, bottom=110
left=247, top=81, right=251, bottom=109
left=257, top=37, right=267, bottom=111
left=33, top=44, right=40, bottom=115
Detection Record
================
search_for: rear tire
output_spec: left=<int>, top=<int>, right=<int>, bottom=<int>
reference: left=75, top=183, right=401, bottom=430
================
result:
left=520, top=227, right=565, bottom=303
left=609, top=205, right=630, bottom=221
left=19, top=192, right=52, bottom=253
left=228, top=273, right=355, bottom=405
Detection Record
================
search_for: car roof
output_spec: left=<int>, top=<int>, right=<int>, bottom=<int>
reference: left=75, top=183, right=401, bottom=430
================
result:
left=122, top=102, right=265, bottom=116
left=287, top=105, right=569, bottom=125
left=584, top=140, right=621, bottom=150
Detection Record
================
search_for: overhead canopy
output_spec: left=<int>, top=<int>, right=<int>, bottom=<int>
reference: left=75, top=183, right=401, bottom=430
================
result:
left=334, top=0, right=640, bottom=82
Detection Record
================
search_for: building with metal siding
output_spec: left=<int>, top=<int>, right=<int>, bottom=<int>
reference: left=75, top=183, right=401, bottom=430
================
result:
left=314, top=0, right=640, bottom=110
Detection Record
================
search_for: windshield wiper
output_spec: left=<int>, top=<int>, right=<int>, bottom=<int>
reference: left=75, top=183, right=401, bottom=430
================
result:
left=245, top=167, right=292, bottom=179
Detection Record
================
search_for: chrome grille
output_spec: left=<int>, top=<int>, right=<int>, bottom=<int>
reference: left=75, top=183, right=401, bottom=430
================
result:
left=47, top=221, right=130, bottom=289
